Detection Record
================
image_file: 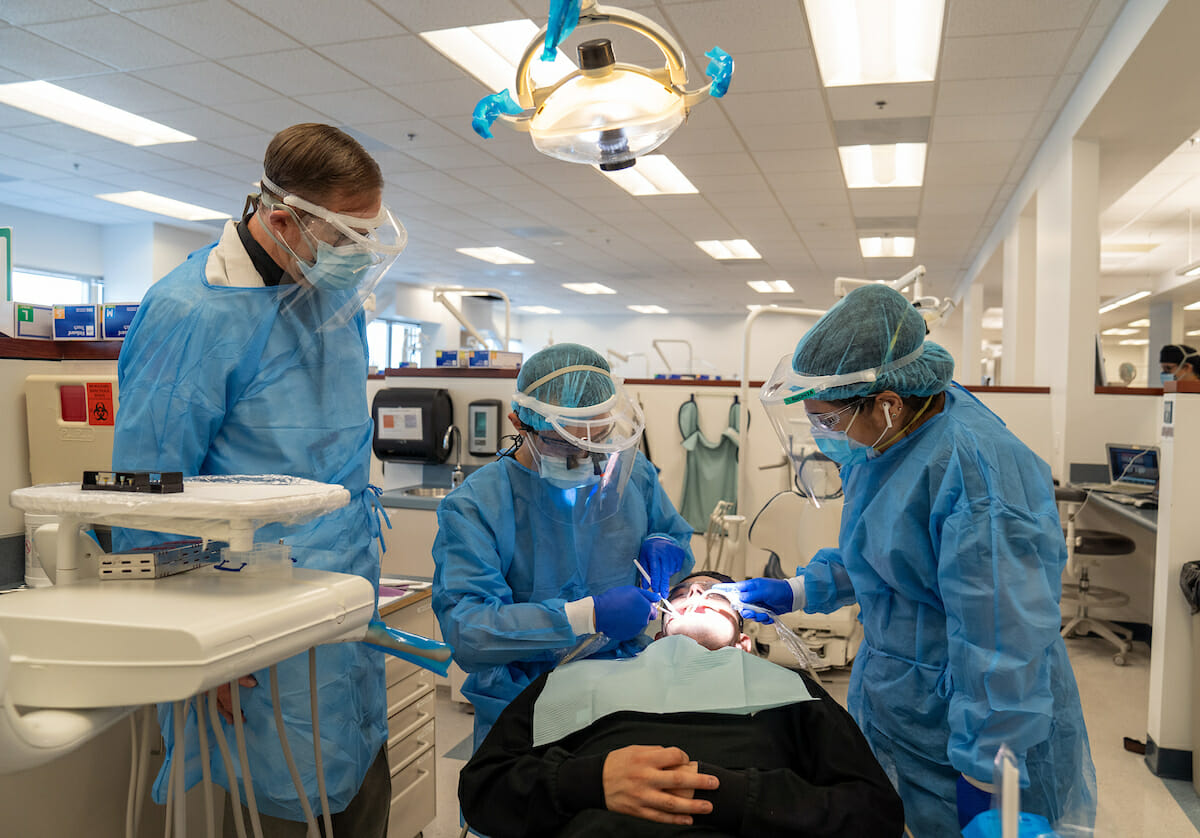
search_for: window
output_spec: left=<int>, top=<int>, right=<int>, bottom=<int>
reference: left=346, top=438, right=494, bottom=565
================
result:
left=366, top=319, right=423, bottom=370
left=11, top=268, right=102, bottom=305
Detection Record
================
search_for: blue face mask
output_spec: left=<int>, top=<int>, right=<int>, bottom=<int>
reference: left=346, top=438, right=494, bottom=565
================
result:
left=1161, top=371, right=1175, bottom=385
left=812, top=430, right=874, bottom=466
left=539, top=454, right=603, bottom=489
left=307, top=242, right=376, bottom=290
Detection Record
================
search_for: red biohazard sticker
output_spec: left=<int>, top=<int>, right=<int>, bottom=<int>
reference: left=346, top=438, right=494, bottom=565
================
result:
left=87, top=382, right=114, bottom=426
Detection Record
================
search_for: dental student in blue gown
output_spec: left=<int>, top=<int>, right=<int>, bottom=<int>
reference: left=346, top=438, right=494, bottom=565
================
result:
left=113, top=123, right=406, bottom=837
left=719, top=284, right=1096, bottom=837
left=432, top=343, right=695, bottom=751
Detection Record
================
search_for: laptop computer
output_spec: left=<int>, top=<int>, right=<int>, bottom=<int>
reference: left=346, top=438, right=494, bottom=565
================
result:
left=1072, top=444, right=1159, bottom=496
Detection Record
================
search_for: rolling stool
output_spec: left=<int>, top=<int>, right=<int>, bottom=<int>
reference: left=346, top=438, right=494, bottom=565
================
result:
left=1056, top=487, right=1136, bottom=665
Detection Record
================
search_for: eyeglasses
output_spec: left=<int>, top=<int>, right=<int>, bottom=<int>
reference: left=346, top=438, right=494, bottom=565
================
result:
left=806, top=401, right=860, bottom=431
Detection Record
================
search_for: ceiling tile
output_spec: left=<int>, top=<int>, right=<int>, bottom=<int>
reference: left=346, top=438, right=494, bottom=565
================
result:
left=942, top=31, right=1078, bottom=81
left=826, top=83, right=935, bottom=122
left=134, top=62, right=280, bottom=105
left=128, top=0, right=300, bottom=59
left=368, top=0, right=525, bottom=32
left=925, top=141, right=1022, bottom=186
left=317, top=35, right=464, bottom=88
left=230, top=0, right=403, bottom=46
left=30, top=14, right=200, bottom=71
left=0, top=0, right=105, bottom=25
left=222, top=49, right=368, bottom=97
left=945, top=0, right=1095, bottom=36
left=384, top=78, right=489, bottom=120
left=294, top=89, right=419, bottom=125
left=724, top=48, right=819, bottom=93
left=719, top=90, right=826, bottom=126
left=936, top=77, right=1056, bottom=115
left=0, top=26, right=110, bottom=78
left=848, top=188, right=922, bottom=216
left=213, top=98, right=334, bottom=133
left=665, top=0, right=810, bottom=55
left=931, top=111, right=1037, bottom=143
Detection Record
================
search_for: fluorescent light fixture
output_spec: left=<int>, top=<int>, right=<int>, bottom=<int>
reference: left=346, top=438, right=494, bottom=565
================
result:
left=695, top=239, right=762, bottom=260
left=597, top=155, right=698, bottom=196
left=1127, top=319, right=1151, bottom=327
left=981, top=307, right=1004, bottom=330
left=518, top=305, right=560, bottom=314
left=0, top=81, right=195, bottom=147
left=1184, top=301, right=1200, bottom=311
left=628, top=304, right=668, bottom=314
left=1102, top=328, right=1140, bottom=336
left=1118, top=339, right=1149, bottom=346
left=563, top=282, right=616, bottom=295
left=804, top=0, right=944, bottom=87
left=1097, top=290, right=1150, bottom=314
left=1176, top=259, right=1200, bottom=278
left=748, top=280, right=794, bottom=294
left=456, top=246, right=534, bottom=265
left=1187, top=329, right=1200, bottom=337
left=95, top=191, right=228, bottom=221
left=839, top=144, right=926, bottom=188
left=747, top=304, right=780, bottom=311
left=860, top=236, right=915, bottom=258
left=420, top=20, right=575, bottom=95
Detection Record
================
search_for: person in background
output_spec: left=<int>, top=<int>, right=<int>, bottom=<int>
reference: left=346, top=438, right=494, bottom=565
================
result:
left=113, top=123, right=406, bottom=837
left=433, top=343, right=695, bottom=751
left=460, top=571, right=904, bottom=838
left=718, top=284, right=1095, bottom=836
left=1174, top=351, right=1200, bottom=382
left=1158, top=343, right=1196, bottom=384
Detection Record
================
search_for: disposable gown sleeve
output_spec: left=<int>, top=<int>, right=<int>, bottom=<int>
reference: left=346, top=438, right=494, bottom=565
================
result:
left=937, top=483, right=1065, bottom=784
left=801, top=547, right=857, bottom=614
left=637, top=459, right=696, bottom=581
left=433, top=491, right=581, bottom=669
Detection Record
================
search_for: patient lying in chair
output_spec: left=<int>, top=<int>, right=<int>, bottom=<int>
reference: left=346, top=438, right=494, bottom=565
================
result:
left=459, top=572, right=903, bottom=837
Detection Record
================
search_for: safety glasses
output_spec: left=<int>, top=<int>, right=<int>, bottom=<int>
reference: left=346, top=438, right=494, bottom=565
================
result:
left=260, top=175, right=408, bottom=256
left=806, top=401, right=860, bottom=431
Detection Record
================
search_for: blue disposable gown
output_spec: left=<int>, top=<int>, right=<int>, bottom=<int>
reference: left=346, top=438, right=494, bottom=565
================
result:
left=433, top=452, right=695, bottom=750
left=111, top=227, right=387, bottom=821
left=801, top=386, right=1095, bottom=836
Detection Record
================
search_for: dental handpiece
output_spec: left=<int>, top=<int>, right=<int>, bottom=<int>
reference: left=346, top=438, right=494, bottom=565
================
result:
left=633, top=558, right=678, bottom=615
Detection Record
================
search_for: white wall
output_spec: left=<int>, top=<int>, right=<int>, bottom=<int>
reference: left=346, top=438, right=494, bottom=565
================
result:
left=0, top=203, right=104, bottom=278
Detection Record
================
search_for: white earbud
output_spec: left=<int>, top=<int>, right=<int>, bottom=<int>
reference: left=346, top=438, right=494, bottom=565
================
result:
left=883, top=406, right=893, bottom=430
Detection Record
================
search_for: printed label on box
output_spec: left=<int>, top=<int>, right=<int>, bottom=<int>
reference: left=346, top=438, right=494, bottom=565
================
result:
left=53, top=305, right=98, bottom=339
left=102, top=304, right=139, bottom=340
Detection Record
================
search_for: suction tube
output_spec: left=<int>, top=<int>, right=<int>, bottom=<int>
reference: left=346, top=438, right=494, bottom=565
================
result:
left=362, top=619, right=454, bottom=678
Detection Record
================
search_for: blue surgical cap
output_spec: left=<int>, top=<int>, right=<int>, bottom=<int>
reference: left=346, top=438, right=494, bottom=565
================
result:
left=792, top=284, right=954, bottom=400
left=513, top=343, right=615, bottom=431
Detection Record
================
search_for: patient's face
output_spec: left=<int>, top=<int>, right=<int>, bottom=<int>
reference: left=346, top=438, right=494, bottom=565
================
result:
left=661, top=576, right=750, bottom=652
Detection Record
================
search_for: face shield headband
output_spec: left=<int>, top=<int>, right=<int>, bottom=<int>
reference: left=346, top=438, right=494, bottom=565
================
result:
left=510, top=366, right=645, bottom=455
left=759, top=344, right=926, bottom=407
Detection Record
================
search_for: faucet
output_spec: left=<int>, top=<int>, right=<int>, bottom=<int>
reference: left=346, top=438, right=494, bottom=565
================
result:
left=443, top=425, right=464, bottom=489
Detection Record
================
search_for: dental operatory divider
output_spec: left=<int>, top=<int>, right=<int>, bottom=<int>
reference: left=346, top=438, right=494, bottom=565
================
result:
left=0, top=475, right=453, bottom=838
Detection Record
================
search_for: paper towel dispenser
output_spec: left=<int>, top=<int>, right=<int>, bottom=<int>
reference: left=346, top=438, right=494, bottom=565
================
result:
left=372, top=388, right=453, bottom=463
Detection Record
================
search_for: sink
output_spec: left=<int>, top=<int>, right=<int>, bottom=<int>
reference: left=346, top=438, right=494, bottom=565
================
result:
left=401, top=486, right=451, bottom=498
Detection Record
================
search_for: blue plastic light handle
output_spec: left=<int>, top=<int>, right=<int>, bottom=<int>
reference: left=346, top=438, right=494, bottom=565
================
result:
left=704, top=46, right=733, bottom=98
left=471, top=90, right=523, bottom=139
left=544, top=0, right=582, bottom=60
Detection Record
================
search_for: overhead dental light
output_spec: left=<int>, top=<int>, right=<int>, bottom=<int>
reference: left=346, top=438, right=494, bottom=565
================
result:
left=472, top=0, right=733, bottom=171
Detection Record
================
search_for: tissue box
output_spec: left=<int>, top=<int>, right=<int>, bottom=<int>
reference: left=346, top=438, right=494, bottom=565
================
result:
left=102, top=303, right=139, bottom=340
left=53, top=304, right=99, bottom=340
left=468, top=350, right=522, bottom=369
left=435, top=349, right=469, bottom=367
left=0, top=301, right=52, bottom=339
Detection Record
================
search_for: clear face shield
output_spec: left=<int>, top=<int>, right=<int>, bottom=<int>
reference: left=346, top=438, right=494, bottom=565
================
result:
left=512, top=378, right=645, bottom=525
left=251, top=175, right=407, bottom=331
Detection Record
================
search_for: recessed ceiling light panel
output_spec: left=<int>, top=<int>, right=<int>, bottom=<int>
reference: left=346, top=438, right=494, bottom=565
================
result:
left=804, top=0, right=944, bottom=87
left=0, top=81, right=195, bottom=147
left=563, top=282, right=616, bottom=295
left=696, top=239, right=761, bottom=260
left=456, top=246, right=534, bottom=265
left=95, top=191, right=228, bottom=221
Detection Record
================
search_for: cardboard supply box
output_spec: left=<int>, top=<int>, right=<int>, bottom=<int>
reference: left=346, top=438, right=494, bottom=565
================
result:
left=435, top=349, right=469, bottom=367
left=468, top=350, right=522, bottom=369
left=0, top=301, right=53, bottom=339
left=102, top=303, right=139, bottom=340
left=53, top=304, right=99, bottom=340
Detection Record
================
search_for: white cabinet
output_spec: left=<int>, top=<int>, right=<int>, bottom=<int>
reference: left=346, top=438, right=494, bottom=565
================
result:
left=382, top=592, right=438, bottom=838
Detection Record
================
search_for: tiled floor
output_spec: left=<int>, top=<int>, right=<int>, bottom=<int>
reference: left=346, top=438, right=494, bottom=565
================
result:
left=414, top=635, right=1200, bottom=837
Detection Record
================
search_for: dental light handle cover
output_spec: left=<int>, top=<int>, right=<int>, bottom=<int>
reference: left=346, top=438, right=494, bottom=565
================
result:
left=544, top=0, right=582, bottom=59
left=704, top=47, right=733, bottom=97
left=472, top=90, right=523, bottom=139
left=362, top=619, right=454, bottom=678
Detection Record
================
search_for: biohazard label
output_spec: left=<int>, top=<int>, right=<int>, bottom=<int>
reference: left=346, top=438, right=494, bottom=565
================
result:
left=87, top=382, right=114, bottom=426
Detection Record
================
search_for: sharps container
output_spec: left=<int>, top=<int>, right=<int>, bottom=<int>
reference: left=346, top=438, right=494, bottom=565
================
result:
left=24, top=513, right=56, bottom=588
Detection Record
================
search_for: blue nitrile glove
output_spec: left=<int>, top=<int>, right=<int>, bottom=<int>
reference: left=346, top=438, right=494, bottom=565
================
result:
left=594, top=586, right=658, bottom=641
left=711, top=578, right=795, bottom=623
left=637, top=534, right=686, bottom=596
left=957, top=775, right=995, bottom=830
left=961, top=810, right=1061, bottom=838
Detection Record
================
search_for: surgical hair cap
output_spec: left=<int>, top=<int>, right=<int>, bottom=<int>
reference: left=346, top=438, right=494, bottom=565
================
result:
left=792, top=284, right=954, bottom=401
left=513, top=343, right=615, bottom=431
left=1182, top=353, right=1200, bottom=375
left=1160, top=344, right=1196, bottom=364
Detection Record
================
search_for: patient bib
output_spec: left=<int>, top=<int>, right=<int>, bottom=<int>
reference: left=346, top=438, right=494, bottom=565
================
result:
left=532, top=635, right=814, bottom=746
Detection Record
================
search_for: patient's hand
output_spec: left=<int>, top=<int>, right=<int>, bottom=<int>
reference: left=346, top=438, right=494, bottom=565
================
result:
left=215, top=675, right=259, bottom=724
left=602, top=746, right=718, bottom=825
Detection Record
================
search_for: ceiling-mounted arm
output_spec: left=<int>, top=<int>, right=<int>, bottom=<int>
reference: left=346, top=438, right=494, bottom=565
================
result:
left=432, top=288, right=511, bottom=351
left=652, top=338, right=693, bottom=374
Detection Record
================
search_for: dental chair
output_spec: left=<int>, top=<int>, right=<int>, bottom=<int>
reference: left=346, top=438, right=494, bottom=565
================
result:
left=745, top=490, right=862, bottom=670
left=1055, top=487, right=1136, bottom=665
